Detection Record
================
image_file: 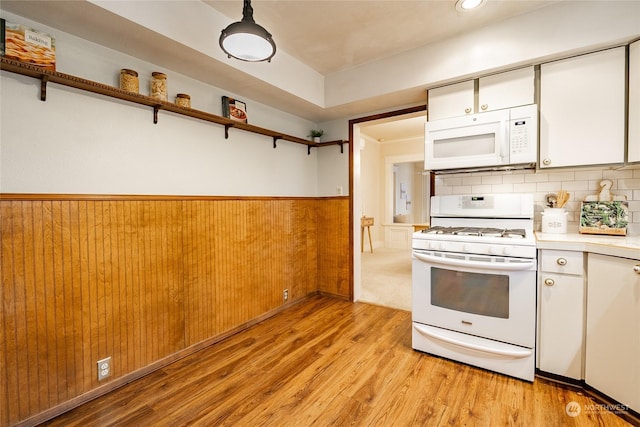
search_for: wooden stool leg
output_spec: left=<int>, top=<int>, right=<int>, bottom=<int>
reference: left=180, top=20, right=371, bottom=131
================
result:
left=367, top=226, right=373, bottom=253
left=361, top=226, right=364, bottom=253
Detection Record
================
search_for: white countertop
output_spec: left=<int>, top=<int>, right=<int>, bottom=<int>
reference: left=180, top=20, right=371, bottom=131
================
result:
left=536, top=232, right=640, bottom=260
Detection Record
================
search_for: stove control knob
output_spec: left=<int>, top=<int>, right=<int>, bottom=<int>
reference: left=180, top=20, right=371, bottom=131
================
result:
left=488, top=246, right=499, bottom=255
left=463, top=244, right=471, bottom=252
left=503, top=246, right=512, bottom=256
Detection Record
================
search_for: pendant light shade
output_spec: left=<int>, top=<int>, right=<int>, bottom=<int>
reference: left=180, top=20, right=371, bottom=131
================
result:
left=219, top=0, right=276, bottom=62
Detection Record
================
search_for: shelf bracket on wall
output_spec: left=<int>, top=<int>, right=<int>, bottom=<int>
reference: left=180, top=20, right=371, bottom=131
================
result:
left=40, top=75, right=49, bottom=101
left=338, top=142, right=344, bottom=154
left=273, top=136, right=282, bottom=149
left=308, top=145, right=312, bottom=155
left=153, top=106, right=160, bottom=124
left=224, top=124, right=233, bottom=139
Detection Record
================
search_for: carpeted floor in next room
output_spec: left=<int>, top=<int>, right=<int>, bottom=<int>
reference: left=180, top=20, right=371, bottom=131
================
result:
left=360, top=247, right=412, bottom=311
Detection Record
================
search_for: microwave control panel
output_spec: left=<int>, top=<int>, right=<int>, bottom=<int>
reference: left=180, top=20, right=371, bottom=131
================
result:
left=508, top=104, right=538, bottom=164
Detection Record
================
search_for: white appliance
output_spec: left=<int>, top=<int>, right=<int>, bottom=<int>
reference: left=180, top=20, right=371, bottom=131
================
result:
left=425, top=104, right=538, bottom=172
left=412, top=194, right=537, bottom=381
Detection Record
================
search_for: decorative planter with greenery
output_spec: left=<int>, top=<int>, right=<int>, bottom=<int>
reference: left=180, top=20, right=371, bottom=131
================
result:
left=308, top=129, right=324, bottom=142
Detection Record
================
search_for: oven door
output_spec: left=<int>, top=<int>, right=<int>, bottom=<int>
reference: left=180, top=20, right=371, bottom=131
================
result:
left=412, top=248, right=536, bottom=349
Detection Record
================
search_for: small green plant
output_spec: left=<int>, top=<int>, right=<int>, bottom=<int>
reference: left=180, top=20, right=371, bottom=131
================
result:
left=308, top=129, right=324, bottom=139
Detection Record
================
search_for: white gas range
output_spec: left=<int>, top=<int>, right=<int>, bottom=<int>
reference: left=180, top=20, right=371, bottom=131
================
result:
left=412, top=194, right=537, bottom=381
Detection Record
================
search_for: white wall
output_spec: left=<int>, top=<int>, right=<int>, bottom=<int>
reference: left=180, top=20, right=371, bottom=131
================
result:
left=359, top=135, right=381, bottom=244
left=0, top=11, right=323, bottom=196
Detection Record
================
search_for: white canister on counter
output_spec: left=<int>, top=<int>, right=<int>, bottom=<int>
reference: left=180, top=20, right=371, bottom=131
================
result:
left=541, top=208, right=568, bottom=233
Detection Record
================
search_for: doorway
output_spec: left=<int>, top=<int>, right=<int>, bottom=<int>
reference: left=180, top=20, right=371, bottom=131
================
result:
left=350, top=106, right=427, bottom=310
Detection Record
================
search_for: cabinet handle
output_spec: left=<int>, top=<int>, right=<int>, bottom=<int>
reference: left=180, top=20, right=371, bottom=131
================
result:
left=556, top=258, right=567, bottom=266
left=543, top=158, right=551, bottom=166
left=544, top=278, right=555, bottom=286
left=634, top=265, right=640, bottom=274
left=464, top=107, right=472, bottom=114
left=481, top=104, right=488, bottom=111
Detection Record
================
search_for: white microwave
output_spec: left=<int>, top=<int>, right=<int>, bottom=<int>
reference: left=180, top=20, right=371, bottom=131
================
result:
left=425, top=104, right=538, bottom=172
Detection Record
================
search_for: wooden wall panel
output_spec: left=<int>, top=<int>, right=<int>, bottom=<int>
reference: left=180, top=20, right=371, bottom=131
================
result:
left=0, top=196, right=350, bottom=427
left=317, top=199, right=352, bottom=298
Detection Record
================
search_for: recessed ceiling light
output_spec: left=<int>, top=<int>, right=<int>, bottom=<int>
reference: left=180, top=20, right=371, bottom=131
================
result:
left=456, top=0, right=486, bottom=12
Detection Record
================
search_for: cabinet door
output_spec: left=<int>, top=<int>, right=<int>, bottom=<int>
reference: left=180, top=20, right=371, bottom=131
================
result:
left=586, top=253, right=640, bottom=412
left=629, top=41, right=640, bottom=163
left=538, top=273, right=584, bottom=380
left=540, top=47, right=626, bottom=168
left=478, top=67, right=534, bottom=113
left=427, top=80, right=474, bottom=121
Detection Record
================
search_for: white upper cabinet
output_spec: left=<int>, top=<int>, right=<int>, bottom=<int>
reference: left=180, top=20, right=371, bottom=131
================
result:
left=427, top=80, right=474, bottom=121
left=478, top=67, right=535, bottom=113
left=629, top=40, right=640, bottom=163
left=540, top=47, right=626, bottom=168
left=428, top=67, right=534, bottom=121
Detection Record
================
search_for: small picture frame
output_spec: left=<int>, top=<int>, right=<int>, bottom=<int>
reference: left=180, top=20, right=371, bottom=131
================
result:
left=579, top=201, right=628, bottom=236
left=222, top=96, right=247, bottom=123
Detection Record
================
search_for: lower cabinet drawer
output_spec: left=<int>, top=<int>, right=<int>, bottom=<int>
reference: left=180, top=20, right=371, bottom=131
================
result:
left=540, top=250, right=584, bottom=275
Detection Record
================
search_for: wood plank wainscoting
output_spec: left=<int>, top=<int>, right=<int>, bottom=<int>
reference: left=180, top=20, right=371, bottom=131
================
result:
left=0, top=195, right=351, bottom=427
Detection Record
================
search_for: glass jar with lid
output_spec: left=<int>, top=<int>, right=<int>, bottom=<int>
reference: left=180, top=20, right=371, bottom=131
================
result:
left=175, top=93, right=191, bottom=108
left=150, top=72, right=167, bottom=101
left=119, top=69, right=139, bottom=93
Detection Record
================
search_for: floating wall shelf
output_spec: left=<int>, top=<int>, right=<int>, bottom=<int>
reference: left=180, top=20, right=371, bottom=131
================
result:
left=0, top=58, right=347, bottom=155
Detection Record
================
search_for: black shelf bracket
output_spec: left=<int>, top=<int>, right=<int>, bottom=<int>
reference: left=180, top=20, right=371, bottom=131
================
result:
left=308, top=145, right=312, bottom=155
left=338, top=142, right=344, bottom=154
left=224, top=124, right=233, bottom=139
left=153, top=106, right=160, bottom=124
left=273, top=136, right=282, bottom=149
left=40, top=75, right=49, bottom=101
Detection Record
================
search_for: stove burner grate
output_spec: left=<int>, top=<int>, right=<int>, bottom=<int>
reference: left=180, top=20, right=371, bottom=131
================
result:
left=422, top=226, right=527, bottom=238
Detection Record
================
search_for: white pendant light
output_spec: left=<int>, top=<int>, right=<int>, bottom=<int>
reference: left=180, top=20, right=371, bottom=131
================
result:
left=219, top=0, right=276, bottom=62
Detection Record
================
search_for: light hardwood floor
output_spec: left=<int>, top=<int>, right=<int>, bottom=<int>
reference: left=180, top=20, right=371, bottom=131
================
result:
left=41, top=295, right=632, bottom=426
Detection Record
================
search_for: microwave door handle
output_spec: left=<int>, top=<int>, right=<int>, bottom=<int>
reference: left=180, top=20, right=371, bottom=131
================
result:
left=412, top=251, right=535, bottom=271
left=501, top=121, right=509, bottom=161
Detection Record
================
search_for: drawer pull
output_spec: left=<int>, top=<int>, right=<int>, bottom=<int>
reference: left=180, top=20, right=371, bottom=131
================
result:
left=544, top=278, right=555, bottom=286
left=556, top=258, right=567, bottom=266
left=634, top=265, right=640, bottom=274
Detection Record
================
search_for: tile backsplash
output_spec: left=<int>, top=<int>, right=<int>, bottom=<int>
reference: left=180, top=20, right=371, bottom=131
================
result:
left=434, top=166, right=640, bottom=235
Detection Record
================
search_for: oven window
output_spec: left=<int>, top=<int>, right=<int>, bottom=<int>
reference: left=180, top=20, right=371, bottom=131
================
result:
left=431, top=267, right=509, bottom=319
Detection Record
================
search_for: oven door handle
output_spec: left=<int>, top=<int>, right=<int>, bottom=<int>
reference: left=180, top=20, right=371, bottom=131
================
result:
left=414, top=324, right=533, bottom=358
left=412, top=251, right=535, bottom=271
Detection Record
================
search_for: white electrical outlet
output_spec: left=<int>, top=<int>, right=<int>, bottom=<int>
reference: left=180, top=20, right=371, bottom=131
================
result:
left=97, top=356, right=111, bottom=381
left=283, top=289, right=289, bottom=302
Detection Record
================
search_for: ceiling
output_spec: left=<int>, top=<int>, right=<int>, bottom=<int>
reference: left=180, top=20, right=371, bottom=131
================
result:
left=205, top=0, right=558, bottom=76
left=205, top=0, right=558, bottom=142
left=0, top=0, right=580, bottom=141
